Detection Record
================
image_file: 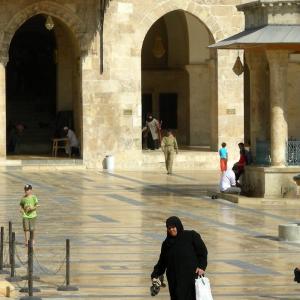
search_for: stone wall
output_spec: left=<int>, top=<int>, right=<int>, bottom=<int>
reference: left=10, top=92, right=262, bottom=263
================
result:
left=0, top=0, right=245, bottom=169
left=288, top=61, right=300, bottom=139
left=244, top=166, right=300, bottom=198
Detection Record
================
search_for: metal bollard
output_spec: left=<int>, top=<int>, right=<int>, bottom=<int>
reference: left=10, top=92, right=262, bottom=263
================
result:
left=0, top=226, right=9, bottom=274
left=8, top=222, right=12, bottom=252
left=21, top=231, right=39, bottom=281
left=57, top=239, right=78, bottom=291
left=6, top=222, right=20, bottom=268
left=4, top=221, right=12, bottom=268
left=6, top=286, right=10, bottom=297
left=19, top=235, right=41, bottom=300
left=6, top=232, right=22, bottom=282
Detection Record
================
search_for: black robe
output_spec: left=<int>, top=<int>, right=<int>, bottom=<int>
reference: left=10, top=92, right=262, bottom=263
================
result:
left=151, top=230, right=208, bottom=300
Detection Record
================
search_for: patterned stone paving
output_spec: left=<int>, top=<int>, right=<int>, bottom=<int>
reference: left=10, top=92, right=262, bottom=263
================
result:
left=0, top=170, right=300, bottom=299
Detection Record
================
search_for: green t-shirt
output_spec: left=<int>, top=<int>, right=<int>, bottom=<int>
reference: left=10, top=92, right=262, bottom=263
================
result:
left=20, top=195, right=38, bottom=219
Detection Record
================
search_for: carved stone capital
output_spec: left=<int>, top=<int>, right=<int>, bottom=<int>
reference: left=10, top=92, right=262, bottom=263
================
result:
left=245, top=51, right=267, bottom=71
left=266, top=50, right=289, bottom=69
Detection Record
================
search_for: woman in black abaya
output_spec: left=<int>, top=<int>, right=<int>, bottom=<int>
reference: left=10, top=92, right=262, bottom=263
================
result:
left=151, top=216, right=208, bottom=300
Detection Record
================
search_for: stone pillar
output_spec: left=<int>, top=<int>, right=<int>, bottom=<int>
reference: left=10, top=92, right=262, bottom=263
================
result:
left=208, top=59, right=218, bottom=151
left=0, top=58, right=7, bottom=158
left=266, top=50, right=289, bottom=166
left=185, top=63, right=211, bottom=146
left=217, top=49, right=244, bottom=161
left=245, top=51, right=268, bottom=160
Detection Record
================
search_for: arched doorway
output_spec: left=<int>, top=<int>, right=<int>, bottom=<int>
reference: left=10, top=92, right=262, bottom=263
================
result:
left=141, top=10, right=217, bottom=149
left=6, top=14, right=81, bottom=156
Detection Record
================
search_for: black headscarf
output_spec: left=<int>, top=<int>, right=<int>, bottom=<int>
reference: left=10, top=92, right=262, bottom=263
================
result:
left=166, top=216, right=184, bottom=237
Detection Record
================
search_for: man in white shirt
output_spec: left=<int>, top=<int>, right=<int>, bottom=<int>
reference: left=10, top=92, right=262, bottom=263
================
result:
left=220, top=169, right=241, bottom=194
left=64, top=126, right=80, bottom=157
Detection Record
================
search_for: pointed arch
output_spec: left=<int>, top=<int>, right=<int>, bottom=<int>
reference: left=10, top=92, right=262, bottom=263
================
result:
left=135, top=1, right=222, bottom=53
left=0, top=1, right=86, bottom=61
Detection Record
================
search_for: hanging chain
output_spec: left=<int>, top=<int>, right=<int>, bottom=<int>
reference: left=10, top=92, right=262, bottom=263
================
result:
left=33, top=251, right=66, bottom=276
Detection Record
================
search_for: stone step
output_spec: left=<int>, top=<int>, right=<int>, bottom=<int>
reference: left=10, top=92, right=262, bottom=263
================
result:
left=1, top=158, right=85, bottom=171
left=4, top=151, right=220, bottom=171
left=116, top=150, right=220, bottom=170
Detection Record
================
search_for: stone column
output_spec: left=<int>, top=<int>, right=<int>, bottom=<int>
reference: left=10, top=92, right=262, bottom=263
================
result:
left=208, top=59, right=218, bottom=151
left=266, top=50, right=289, bottom=166
left=185, top=63, right=210, bottom=146
left=245, top=51, right=268, bottom=160
left=0, top=57, right=7, bottom=158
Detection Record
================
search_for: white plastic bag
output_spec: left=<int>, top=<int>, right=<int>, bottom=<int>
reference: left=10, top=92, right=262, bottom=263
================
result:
left=195, top=276, right=213, bottom=300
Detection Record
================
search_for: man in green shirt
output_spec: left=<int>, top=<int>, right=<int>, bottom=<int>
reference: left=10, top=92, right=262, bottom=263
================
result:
left=161, top=129, right=178, bottom=175
left=20, top=184, right=38, bottom=246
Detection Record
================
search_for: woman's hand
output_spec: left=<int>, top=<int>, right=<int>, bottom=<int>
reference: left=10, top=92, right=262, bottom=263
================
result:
left=195, top=268, right=205, bottom=276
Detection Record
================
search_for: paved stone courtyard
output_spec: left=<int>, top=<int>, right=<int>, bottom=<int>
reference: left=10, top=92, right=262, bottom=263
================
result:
left=0, top=170, right=300, bottom=299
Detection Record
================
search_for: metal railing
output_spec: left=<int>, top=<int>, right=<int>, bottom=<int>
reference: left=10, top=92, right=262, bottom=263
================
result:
left=287, top=140, right=300, bottom=165
left=255, top=140, right=271, bottom=165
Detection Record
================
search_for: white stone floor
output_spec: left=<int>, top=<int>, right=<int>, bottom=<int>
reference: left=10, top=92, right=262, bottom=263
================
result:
left=0, top=170, right=300, bottom=299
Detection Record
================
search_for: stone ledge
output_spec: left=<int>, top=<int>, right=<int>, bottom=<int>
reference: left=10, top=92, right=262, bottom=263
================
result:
left=246, top=165, right=300, bottom=173
left=207, top=191, right=300, bottom=205
left=207, top=190, right=239, bottom=203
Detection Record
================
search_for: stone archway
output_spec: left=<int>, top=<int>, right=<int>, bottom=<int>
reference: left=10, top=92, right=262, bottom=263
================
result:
left=1, top=2, right=85, bottom=157
left=135, top=1, right=223, bottom=52
left=0, top=1, right=85, bottom=61
left=140, top=7, right=218, bottom=149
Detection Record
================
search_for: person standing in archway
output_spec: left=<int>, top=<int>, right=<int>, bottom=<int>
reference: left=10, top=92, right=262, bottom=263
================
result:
left=142, top=113, right=160, bottom=150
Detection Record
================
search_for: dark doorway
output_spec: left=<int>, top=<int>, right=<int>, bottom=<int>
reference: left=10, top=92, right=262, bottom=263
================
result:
left=159, top=93, right=178, bottom=129
left=142, top=93, right=152, bottom=126
left=6, top=15, right=57, bottom=155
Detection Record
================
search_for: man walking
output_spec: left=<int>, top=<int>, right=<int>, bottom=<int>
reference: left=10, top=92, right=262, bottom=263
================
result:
left=161, top=129, right=178, bottom=175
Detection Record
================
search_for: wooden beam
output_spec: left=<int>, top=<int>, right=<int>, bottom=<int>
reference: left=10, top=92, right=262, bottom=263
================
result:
left=217, top=44, right=300, bottom=51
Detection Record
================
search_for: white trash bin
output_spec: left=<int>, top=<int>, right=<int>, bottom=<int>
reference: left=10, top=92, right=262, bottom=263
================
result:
left=104, top=155, right=114, bottom=172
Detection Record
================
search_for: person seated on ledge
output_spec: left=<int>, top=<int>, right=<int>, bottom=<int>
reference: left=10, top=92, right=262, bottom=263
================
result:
left=63, top=126, right=80, bottom=157
left=233, top=142, right=251, bottom=185
left=220, top=168, right=241, bottom=194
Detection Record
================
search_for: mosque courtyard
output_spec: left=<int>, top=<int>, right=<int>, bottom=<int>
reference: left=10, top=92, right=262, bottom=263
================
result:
left=0, top=169, right=300, bottom=299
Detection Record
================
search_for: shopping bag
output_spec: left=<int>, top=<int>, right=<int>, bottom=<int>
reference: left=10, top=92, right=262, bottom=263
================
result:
left=195, top=276, right=213, bottom=300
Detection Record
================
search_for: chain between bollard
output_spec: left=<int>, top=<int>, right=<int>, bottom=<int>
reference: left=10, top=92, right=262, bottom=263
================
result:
left=0, top=226, right=9, bottom=274
left=15, top=244, right=28, bottom=266
left=3, top=225, right=11, bottom=268
left=33, top=252, right=66, bottom=276
left=3, top=234, right=9, bottom=267
left=1, top=225, right=80, bottom=297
